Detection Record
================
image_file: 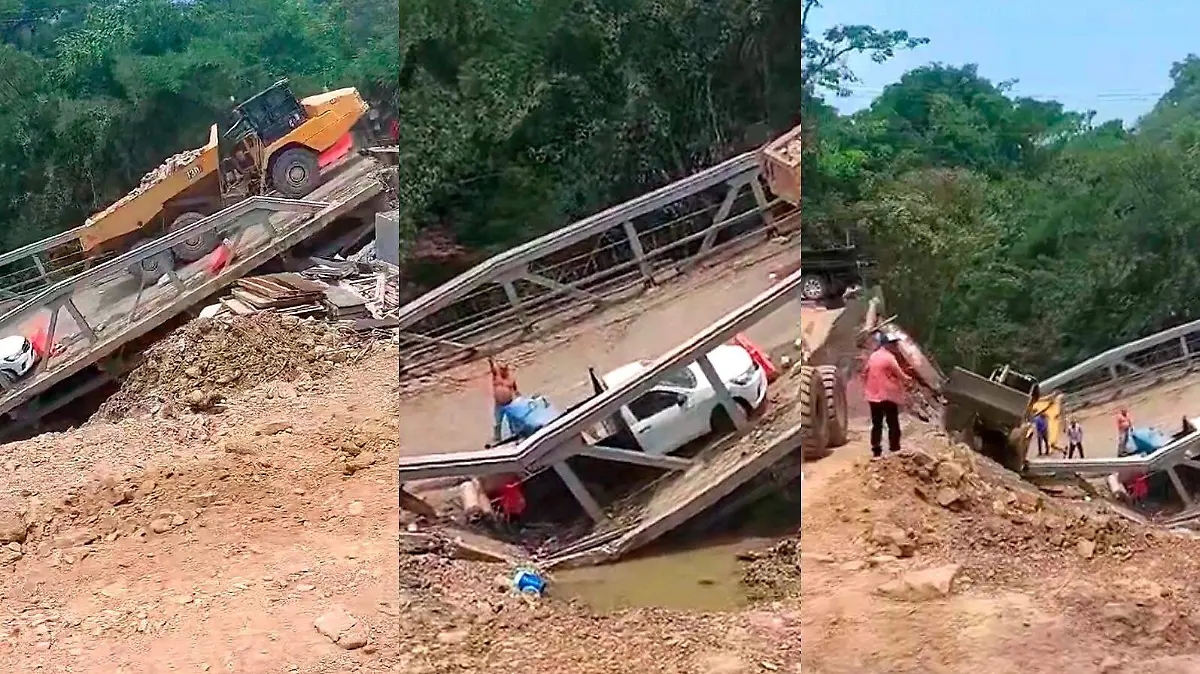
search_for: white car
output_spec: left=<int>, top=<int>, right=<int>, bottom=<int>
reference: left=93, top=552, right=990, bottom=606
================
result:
left=0, top=335, right=37, bottom=384
left=598, top=344, right=769, bottom=456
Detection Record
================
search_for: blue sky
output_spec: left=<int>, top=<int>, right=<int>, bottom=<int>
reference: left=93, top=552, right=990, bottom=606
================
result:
left=810, top=0, right=1200, bottom=124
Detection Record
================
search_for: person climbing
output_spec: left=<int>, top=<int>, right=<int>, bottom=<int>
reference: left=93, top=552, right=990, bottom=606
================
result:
left=1066, top=417, right=1084, bottom=459
left=864, top=331, right=911, bottom=459
left=490, top=357, right=522, bottom=442
left=1116, top=408, right=1133, bottom=456
left=1033, top=411, right=1050, bottom=456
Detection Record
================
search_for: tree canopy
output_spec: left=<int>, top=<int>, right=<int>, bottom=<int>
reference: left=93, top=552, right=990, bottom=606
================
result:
left=398, top=0, right=803, bottom=256
left=0, top=0, right=398, bottom=253
left=802, top=3, right=1200, bottom=377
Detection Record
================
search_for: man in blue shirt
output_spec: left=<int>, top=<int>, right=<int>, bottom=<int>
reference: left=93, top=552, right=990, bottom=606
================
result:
left=1033, top=411, right=1050, bottom=456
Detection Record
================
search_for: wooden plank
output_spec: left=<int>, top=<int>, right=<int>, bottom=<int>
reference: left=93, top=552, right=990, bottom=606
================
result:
left=220, top=297, right=256, bottom=315
left=230, top=287, right=299, bottom=310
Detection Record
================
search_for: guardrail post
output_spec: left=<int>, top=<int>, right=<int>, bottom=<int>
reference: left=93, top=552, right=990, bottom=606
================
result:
left=29, top=305, right=60, bottom=379
left=694, top=179, right=746, bottom=262
left=1168, top=465, right=1193, bottom=507
left=501, top=280, right=532, bottom=333
left=749, top=176, right=778, bottom=235
left=552, top=461, right=605, bottom=523
left=62, top=298, right=97, bottom=345
left=621, top=220, right=656, bottom=286
left=696, top=353, right=746, bottom=430
left=30, top=254, right=49, bottom=286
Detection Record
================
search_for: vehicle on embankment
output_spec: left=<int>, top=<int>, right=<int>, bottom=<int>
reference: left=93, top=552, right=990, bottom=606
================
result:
left=55, top=79, right=371, bottom=283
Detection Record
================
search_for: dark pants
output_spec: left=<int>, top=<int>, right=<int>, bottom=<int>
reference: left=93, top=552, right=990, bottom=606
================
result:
left=1036, top=430, right=1049, bottom=455
left=869, top=400, right=901, bottom=457
left=1068, top=441, right=1084, bottom=459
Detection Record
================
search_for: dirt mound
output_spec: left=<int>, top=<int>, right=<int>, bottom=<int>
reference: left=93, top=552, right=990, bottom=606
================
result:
left=96, top=314, right=365, bottom=420
left=804, top=430, right=1140, bottom=588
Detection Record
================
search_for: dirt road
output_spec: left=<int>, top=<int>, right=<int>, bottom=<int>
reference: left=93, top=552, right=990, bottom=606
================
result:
left=801, top=421, right=1200, bottom=673
left=1, top=345, right=401, bottom=672
left=399, top=241, right=803, bottom=457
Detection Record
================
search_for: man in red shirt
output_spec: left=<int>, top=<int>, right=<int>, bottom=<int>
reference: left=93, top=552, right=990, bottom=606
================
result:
left=864, top=332, right=912, bottom=458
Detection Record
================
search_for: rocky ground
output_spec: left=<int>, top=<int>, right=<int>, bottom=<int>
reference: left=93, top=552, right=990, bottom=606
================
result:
left=96, top=314, right=366, bottom=420
left=801, top=419, right=1200, bottom=674
left=1, top=341, right=401, bottom=673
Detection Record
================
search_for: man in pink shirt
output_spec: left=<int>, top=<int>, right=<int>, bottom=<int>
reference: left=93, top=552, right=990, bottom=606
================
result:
left=864, top=332, right=912, bottom=458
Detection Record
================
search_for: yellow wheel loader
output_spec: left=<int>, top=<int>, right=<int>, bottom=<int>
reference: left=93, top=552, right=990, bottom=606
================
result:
left=942, top=365, right=1063, bottom=471
left=69, top=79, right=370, bottom=282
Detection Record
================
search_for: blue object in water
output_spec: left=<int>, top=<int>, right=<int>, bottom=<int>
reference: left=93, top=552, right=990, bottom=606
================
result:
left=513, top=568, right=546, bottom=596
left=1129, top=426, right=1169, bottom=455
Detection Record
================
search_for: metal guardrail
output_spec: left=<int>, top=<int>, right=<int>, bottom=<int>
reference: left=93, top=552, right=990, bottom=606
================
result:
left=1027, top=431, right=1200, bottom=476
left=398, top=150, right=787, bottom=376
left=0, top=163, right=384, bottom=419
left=396, top=267, right=804, bottom=482
left=1041, top=317, right=1200, bottom=407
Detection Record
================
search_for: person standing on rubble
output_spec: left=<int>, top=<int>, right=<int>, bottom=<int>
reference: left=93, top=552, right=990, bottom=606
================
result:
left=1066, top=418, right=1085, bottom=459
left=1116, top=408, right=1133, bottom=455
left=1033, top=411, right=1051, bottom=456
left=864, top=332, right=911, bottom=459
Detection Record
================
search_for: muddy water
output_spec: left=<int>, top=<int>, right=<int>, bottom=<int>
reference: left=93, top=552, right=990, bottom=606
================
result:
left=552, top=537, right=770, bottom=612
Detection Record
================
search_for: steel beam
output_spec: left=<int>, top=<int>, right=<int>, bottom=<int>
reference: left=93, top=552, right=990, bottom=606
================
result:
left=397, top=151, right=760, bottom=330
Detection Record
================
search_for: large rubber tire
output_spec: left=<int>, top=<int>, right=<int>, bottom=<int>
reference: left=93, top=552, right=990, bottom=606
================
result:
left=799, top=366, right=831, bottom=459
left=815, top=364, right=849, bottom=448
left=168, top=211, right=220, bottom=262
left=800, top=274, right=828, bottom=301
left=127, top=241, right=175, bottom=284
left=270, top=147, right=322, bottom=198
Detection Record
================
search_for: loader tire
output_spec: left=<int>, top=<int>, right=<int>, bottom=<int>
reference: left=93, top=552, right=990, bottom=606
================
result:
left=271, top=147, right=321, bottom=198
left=168, top=211, right=220, bottom=262
left=799, top=366, right=831, bottom=459
left=815, top=364, right=849, bottom=448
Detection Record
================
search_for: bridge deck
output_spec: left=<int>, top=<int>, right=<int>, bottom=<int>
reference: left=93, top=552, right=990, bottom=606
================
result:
left=0, top=157, right=385, bottom=420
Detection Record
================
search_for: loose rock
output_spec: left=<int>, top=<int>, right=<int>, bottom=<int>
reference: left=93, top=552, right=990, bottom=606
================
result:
left=314, top=607, right=369, bottom=650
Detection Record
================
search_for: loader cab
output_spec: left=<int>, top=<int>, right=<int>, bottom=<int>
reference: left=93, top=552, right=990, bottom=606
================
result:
left=225, top=78, right=309, bottom=151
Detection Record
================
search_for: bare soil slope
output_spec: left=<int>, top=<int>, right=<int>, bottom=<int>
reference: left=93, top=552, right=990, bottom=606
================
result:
left=801, top=422, right=1200, bottom=674
left=2, top=347, right=401, bottom=673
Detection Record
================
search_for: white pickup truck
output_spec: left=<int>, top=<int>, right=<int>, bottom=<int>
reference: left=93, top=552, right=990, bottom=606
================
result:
left=589, top=343, right=769, bottom=456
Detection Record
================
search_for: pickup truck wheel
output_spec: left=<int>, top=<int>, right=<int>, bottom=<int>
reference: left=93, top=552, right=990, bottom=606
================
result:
left=168, top=211, right=220, bottom=262
left=127, top=242, right=175, bottom=285
left=800, top=274, right=828, bottom=301
left=710, top=401, right=749, bottom=435
left=271, top=147, right=321, bottom=198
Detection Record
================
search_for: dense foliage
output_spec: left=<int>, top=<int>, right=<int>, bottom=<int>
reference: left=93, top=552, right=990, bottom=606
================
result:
left=802, top=0, right=1200, bottom=376
left=0, top=0, right=398, bottom=253
left=399, top=0, right=802, bottom=253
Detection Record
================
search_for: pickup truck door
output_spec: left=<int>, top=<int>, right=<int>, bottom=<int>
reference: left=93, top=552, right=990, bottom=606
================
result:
left=623, top=389, right=692, bottom=455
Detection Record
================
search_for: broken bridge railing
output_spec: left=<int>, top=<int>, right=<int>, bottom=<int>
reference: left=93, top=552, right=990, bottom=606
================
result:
left=0, top=184, right=381, bottom=421
left=1041, top=317, right=1200, bottom=409
left=397, top=268, right=806, bottom=523
left=398, top=150, right=798, bottom=376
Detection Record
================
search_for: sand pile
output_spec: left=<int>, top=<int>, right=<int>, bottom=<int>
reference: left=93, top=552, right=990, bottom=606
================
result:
left=96, top=314, right=363, bottom=420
